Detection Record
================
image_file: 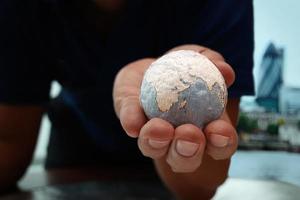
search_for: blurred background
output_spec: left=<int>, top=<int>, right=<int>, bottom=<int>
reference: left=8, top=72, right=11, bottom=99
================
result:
left=29, top=0, right=300, bottom=188
left=231, top=0, right=300, bottom=187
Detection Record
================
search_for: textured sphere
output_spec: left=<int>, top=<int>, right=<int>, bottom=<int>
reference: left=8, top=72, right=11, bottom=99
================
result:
left=140, top=50, right=227, bottom=128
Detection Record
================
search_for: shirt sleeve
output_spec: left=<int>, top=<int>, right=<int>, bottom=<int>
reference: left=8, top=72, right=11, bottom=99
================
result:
left=208, top=1, right=255, bottom=98
left=0, top=0, right=52, bottom=105
left=159, top=0, right=255, bottom=98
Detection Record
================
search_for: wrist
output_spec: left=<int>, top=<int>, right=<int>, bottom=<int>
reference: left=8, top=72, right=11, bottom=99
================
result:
left=153, top=155, right=229, bottom=200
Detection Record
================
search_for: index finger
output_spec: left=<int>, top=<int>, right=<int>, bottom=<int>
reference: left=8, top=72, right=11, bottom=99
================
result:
left=200, top=49, right=235, bottom=88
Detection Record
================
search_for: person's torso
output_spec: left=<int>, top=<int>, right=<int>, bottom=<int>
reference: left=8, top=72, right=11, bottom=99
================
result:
left=34, top=0, right=253, bottom=167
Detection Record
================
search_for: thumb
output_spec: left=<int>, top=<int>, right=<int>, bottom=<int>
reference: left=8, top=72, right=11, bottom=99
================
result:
left=113, top=58, right=155, bottom=137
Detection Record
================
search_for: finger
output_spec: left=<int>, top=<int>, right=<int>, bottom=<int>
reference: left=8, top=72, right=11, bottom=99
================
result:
left=211, top=60, right=235, bottom=87
left=113, top=58, right=155, bottom=116
left=204, top=119, right=238, bottom=160
left=166, top=124, right=206, bottom=173
left=200, top=49, right=235, bottom=88
left=114, top=59, right=155, bottom=137
left=119, top=96, right=147, bottom=138
left=138, top=118, right=174, bottom=159
left=199, top=48, right=225, bottom=62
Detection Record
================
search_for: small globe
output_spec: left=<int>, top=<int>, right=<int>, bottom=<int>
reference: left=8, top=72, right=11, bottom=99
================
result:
left=140, top=50, right=227, bottom=128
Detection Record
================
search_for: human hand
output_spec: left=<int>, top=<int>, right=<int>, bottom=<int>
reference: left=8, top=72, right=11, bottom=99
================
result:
left=113, top=45, right=237, bottom=173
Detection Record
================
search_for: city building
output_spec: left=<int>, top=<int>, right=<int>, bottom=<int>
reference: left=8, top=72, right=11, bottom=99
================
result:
left=256, top=43, right=284, bottom=112
left=279, top=86, right=300, bottom=115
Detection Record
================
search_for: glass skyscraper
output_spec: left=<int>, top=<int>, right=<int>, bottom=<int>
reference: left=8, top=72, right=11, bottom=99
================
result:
left=256, top=43, right=284, bottom=112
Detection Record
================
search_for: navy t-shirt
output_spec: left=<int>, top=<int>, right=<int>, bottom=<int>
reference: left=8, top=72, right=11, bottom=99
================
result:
left=0, top=0, right=254, bottom=168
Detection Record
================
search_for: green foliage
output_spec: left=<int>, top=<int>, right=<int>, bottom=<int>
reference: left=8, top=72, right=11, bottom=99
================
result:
left=277, top=118, right=285, bottom=126
left=267, top=123, right=279, bottom=135
left=237, top=113, right=258, bottom=133
left=237, top=113, right=248, bottom=131
left=297, top=120, right=300, bottom=130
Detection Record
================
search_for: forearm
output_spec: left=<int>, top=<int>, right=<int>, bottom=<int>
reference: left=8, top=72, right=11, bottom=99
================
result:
left=0, top=144, right=31, bottom=193
left=0, top=106, right=44, bottom=193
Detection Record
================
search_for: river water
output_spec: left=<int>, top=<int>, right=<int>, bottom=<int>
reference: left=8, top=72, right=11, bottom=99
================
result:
left=229, top=150, right=300, bottom=186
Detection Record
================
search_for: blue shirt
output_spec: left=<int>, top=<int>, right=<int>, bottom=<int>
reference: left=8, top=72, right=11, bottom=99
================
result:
left=0, top=0, right=254, bottom=168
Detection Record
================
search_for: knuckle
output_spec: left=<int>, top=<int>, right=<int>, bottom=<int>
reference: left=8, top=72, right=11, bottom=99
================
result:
left=138, top=139, right=167, bottom=159
left=207, top=146, right=233, bottom=160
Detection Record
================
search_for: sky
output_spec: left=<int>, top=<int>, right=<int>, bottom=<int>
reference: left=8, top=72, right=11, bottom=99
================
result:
left=254, top=0, right=300, bottom=88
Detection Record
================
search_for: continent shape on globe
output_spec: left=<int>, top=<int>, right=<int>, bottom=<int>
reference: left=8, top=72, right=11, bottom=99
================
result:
left=140, top=50, right=227, bottom=128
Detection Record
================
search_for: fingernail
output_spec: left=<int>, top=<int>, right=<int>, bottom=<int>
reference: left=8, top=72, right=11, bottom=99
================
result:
left=126, top=131, right=138, bottom=138
left=148, top=139, right=170, bottom=149
left=176, top=140, right=199, bottom=157
left=209, top=134, right=230, bottom=147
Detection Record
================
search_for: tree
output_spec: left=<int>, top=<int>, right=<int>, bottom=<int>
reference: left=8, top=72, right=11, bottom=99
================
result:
left=237, top=113, right=248, bottom=131
left=237, top=113, right=258, bottom=133
left=267, top=123, right=279, bottom=135
left=277, top=118, right=285, bottom=126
